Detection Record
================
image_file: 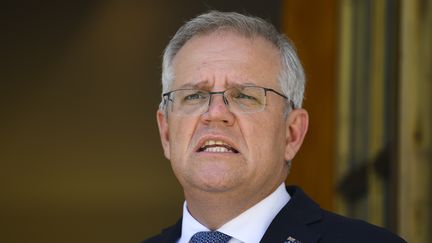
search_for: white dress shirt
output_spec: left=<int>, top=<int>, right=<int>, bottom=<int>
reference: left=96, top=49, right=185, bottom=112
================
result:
left=177, top=183, right=290, bottom=243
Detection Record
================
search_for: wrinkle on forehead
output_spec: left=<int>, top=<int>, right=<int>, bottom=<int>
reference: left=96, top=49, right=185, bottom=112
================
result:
left=177, top=80, right=258, bottom=91
left=171, top=30, right=281, bottom=91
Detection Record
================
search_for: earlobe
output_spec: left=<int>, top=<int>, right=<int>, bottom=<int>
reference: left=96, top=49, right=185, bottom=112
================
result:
left=156, top=110, right=171, bottom=160
left=285, top=109, right=309, bottom=161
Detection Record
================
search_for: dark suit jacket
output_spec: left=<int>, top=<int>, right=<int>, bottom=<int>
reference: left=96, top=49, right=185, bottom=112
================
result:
left=143, top=186, right=406, bottom=243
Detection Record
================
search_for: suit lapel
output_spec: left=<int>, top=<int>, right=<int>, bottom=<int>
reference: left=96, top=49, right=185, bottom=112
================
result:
left=260, top=186, right=322, bottom=243
left=159, top=218, right=182, bottom=243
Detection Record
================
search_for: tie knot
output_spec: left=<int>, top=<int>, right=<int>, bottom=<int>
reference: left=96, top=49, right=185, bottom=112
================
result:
left=190, top=231, right=232, bottom=243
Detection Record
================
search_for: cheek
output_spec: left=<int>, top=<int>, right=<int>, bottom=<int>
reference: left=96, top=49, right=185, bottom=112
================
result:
left=242, top=113, right=286, bottom=160
left=168, top=117, right=197, bottom=154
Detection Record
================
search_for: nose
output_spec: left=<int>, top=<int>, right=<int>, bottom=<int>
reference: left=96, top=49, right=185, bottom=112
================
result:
left=201, top=93, right=235, bottom=125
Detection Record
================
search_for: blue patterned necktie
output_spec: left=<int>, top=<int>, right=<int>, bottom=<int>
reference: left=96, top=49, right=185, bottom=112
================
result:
left=190, top=231, right=232, bottom=243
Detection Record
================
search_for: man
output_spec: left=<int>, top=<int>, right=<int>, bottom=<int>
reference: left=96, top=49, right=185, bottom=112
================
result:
left=144, top=11, right=405, bottom=243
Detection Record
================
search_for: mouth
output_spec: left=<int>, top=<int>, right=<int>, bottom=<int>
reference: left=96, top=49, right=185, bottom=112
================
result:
left=197, top=139, right=239, bottom=154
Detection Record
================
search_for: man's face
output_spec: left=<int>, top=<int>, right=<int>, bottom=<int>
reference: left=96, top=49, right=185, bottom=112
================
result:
left=157, top=31, right=308, bottom=198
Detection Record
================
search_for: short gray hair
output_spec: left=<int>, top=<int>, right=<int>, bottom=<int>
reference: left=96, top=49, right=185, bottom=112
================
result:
left=160, top=11, right=305, bottom=110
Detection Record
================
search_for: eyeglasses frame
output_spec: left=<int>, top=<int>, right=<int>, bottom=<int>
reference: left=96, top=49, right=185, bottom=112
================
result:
left=162, top=85, right=294, bottom=114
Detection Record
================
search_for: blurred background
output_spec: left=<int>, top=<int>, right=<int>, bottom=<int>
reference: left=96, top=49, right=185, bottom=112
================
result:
left=1, top=0, right=431, bottom=242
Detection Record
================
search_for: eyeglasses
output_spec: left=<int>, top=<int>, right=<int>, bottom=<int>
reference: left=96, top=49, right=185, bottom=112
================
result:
left=162, top=85, right=291, bottom=116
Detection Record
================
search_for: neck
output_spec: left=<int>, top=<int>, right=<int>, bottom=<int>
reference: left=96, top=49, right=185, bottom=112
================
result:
left=184, top=183, right=282, bottom=230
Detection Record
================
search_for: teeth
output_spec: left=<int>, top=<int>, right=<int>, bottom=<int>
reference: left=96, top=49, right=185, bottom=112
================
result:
left=201, top=140, right=235, bottom=153
left=205, top=140, right=230, bottom=146
left=204, top=147, right=230, bottom=153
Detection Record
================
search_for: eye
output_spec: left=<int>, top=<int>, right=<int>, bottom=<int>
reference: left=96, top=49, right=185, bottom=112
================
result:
left=235, top=92, right=257, bottom=101
left=184, top=92, right=207, bottom=100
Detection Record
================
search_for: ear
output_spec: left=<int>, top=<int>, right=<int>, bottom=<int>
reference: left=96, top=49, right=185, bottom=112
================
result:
left=285, top=108, right=309, bottom=161
left=156, top=109, right=171, bottom=160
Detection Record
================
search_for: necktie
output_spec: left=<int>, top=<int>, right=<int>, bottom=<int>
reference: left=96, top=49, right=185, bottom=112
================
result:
left=190, top=231, right=232, bottom=243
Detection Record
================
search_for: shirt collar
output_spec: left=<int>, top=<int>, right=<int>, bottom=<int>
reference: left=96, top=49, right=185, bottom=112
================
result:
left=178, top=183, right=290, bottom=243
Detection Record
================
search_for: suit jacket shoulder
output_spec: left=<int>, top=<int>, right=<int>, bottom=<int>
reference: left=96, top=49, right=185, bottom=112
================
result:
left=142, top=186, right=406, bottom=243
left=260, top=186, right=406, bottom=243
left=312, top=210, right=405, bottom=242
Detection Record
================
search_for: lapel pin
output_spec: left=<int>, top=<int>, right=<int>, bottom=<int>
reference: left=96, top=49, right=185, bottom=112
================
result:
left=284, top=236, right=302, bottom=243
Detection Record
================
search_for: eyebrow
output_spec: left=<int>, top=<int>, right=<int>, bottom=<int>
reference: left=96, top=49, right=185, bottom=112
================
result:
left=177, top=82, right=207, bottom=89
left=241, top=82, right=258, bottom=87
left=176, top=81, right=258, bottom=90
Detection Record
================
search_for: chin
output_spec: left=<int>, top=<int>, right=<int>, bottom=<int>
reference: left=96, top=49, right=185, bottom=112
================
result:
left=190, top=170, right=241, bottom=193
left=197, top=182, right=236, bottom=193
left=178, top=158, right=246, bottom=192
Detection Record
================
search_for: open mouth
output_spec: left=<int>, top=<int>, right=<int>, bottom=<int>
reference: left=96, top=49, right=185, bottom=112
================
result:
left=197, top=140, right=239, bottom=153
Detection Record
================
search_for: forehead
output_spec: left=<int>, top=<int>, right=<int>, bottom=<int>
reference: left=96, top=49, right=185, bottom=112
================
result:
left=171, top=30, right=281, bottom=89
